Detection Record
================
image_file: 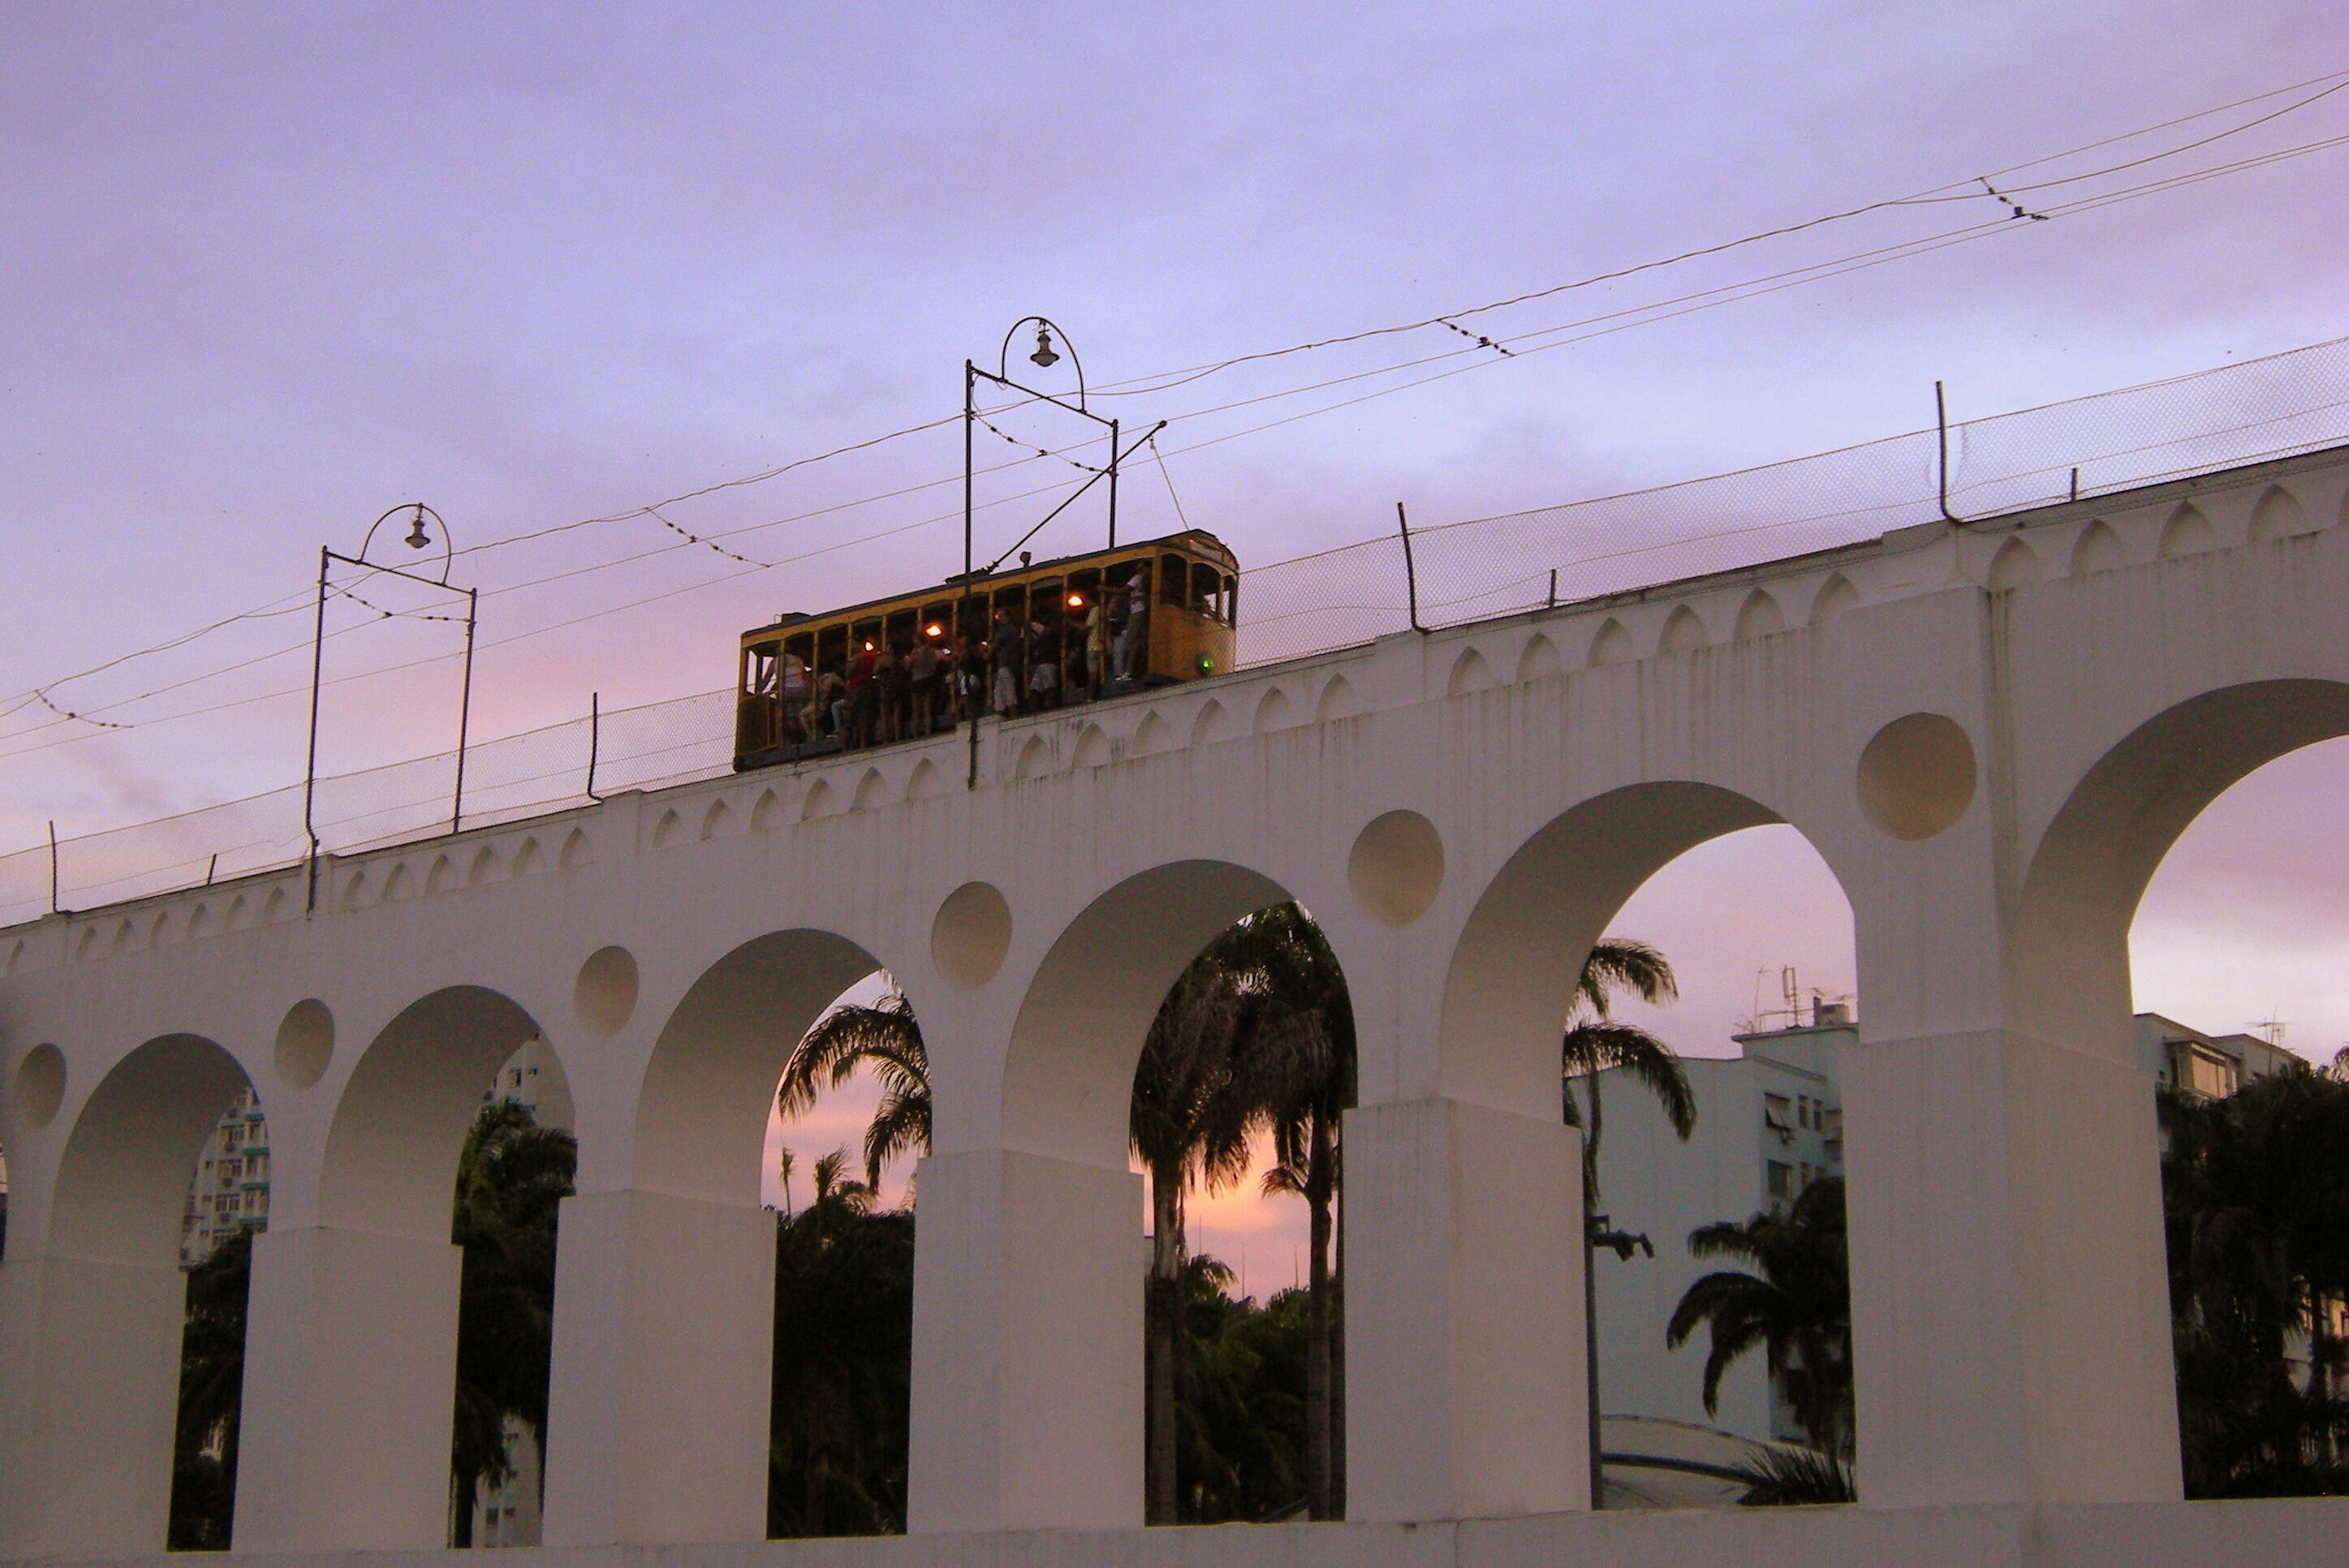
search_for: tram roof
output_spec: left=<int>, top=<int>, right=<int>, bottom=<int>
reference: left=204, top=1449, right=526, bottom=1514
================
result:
left=742, top=528, right=1237, bottom=640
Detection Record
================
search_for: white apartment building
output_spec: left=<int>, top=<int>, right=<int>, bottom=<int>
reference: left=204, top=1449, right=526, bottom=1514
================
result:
left=178, top=1087, right=270, bottom=1268
left=1591, top=1004, right=2325, bottom=1451
left=2135, top=1013, right=2299, bottom=1098
left=1586, top=1002, right=1851, bottom=1446
left=173, top=1039, right=565, bottom=1271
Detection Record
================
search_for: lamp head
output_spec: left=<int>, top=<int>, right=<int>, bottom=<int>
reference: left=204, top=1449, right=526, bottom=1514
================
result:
left=1029, top=323, right=1059, bottom=368
left=403, top=507, right=432, bottom=549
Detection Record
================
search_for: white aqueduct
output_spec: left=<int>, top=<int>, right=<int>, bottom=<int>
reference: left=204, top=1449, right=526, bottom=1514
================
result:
left=5, top=444, right=2349, bottom=1567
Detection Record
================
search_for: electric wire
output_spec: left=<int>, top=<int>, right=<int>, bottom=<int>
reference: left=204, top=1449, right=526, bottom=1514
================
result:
left=7, top=131, right=2342, bottom=761
left=11, top=71, right=2342, bottom=726
left=6, top=77, right=2345, bottom=751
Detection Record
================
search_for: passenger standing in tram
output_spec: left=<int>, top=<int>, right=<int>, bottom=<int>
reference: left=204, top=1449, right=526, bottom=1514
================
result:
left=875, top=646, right=906, bottom=745
left=816, top=669, right=847, bottom=741
left=780, top=651, right=808, bottom=743
left=908, top=635, right=942, bottom=735
left=959, top=636, right=986, bottom=722
left=1084, top=594, right=1109, bottom=700
left=1028, top=617, right=1061, bottom=710
left=989, top=610, right=1024, bottom=717
left=845, top=640, right=879, bottom=748
left=1114, top=571, right=1149, bottom=683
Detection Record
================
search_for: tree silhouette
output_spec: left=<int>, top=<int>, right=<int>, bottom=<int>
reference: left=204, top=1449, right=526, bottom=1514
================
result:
left=1666, top=1175, right=1852, bottom=1462
left=778, top=990, right=929, bottom=1193
left=446, top=1100, right=576, bottom=1545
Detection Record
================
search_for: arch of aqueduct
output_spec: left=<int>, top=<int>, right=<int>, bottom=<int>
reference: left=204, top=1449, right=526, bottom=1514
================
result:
left=5, top=444, right=2349, bottom=1563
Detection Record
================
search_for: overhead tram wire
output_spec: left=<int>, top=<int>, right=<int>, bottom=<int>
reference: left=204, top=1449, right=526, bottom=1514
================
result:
left=1075, top=66, right=2349, bottom=400
left=15, top=123, right=2349, bottom=764
left=16, top=63, right=2349, bottom=730
left=18, top=304, right=2349, bottom=769
left=11, top=125, right=2347, bottom=760
left=12, top=71, right=2343, bottom=727
left=7, top=75, right=2346, bottom=746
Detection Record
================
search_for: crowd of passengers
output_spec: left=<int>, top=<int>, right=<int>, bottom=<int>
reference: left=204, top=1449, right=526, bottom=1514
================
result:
left=770, top=571, right=1154, bottom=752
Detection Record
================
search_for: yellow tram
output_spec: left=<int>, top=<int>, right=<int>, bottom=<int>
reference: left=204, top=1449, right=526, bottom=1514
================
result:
left=735, top=530, right=1239, bottom=769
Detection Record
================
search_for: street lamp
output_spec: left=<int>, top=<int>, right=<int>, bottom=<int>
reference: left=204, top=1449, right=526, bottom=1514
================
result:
left=302, top=503, right=480, bottom=911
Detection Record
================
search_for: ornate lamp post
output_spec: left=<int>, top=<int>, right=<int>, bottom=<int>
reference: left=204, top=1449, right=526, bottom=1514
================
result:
left=302, top=503, right=479, bottom=911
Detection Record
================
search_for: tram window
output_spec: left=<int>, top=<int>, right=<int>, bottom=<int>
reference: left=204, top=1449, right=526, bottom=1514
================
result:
left=1192, top=562, right=1224, bottom=622
left=1067, top=568, right=1101, bottom=616
left=816, top=622, right=847, bottom=677
left=1160, top=555, right=1187, bottom=606
left=885, top=607, right=917, bottom=651
left=1223, top=575, right=1239, bottom=627
left=851, top=617, right=884, bottom=656
left=920, top=604, right=955, bottom=645
left=747, top=642, right=780, bottom=695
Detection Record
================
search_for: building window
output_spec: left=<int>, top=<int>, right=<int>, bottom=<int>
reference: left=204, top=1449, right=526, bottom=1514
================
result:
left=1767, top=1161, right=1794, bottom=1200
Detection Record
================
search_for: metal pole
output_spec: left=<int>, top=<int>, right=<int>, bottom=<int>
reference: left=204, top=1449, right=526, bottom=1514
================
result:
left=205, top=853, right=218, bottom=886
left=1108, top=416, right=1120, bottom=549
left=47, top=820, right=59, bottom=915
left=1397, top=502, right=1426, bottom=633
left=1548, top=568, right=1558, bottom=609
left=1936, top=381, right=1964, bottom=524
left=451, top=585, right=478, bottom=835
left=964, top=360, right=981, bottom=791
left=1585, top=1213, right=1604, bottom=1506
left=303, top=545, right=330, bottom=912
left=586, top=691, right=601, bottom=801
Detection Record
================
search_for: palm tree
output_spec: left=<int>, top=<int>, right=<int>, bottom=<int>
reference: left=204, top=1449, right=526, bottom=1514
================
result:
left=1666, top=1175, right=1853, bottom=1462
left=1561, top=937, right=1688, bottom=1505
left=769, top=1145, right=914, bottom=1536
left=447, top=1100, right=578, bottom=1545
left=1131, top=943, right=1261, bottom=1525
left=2161, top=1066, right=2349, bottom=1496
left=169, top=1227, right=253, bottom=1549
left=778, top=989, right=930, bottom=1193
left=1226, top=904, right=1355, bottom=1520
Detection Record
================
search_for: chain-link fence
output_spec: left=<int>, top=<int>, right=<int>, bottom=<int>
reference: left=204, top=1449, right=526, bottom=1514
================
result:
left=1238, top=334, right=2349, bottom=662
left=0, top=688, right=741, bottom=928
left=6, top=336, right=2345, bottom=929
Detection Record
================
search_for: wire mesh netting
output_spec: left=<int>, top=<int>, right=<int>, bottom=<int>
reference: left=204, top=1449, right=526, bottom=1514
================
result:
left=1238, top=334, right=2349, bottom=662
left=5, top=336, right=2346, bottom=931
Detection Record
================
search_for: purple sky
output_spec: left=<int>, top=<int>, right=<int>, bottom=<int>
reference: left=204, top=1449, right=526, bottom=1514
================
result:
left=6, top=6, right=2346, bottom=1258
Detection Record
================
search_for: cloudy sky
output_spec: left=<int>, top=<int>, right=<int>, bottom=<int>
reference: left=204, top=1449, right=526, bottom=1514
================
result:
left=5, top=5, right=2346, bottom=1245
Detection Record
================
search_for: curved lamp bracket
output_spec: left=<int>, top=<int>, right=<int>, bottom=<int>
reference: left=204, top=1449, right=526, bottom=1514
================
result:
left=997, top=316, right=1088, bottom=411
left=356, top=502, right=455, bottom=585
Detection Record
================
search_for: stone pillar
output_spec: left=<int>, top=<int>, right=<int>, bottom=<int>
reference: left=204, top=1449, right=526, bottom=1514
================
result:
left=1843, top=1027, right=2180, bottom=1505
left=1343, top=1096, right=1588, bottom=1521
left=233, top=1225, right=465, bottom=1552
left=541, top=1188, right=778, bottom=1544
left=0, top=1255, right=189, bottom=1557
left=906, top=1147, right=1144, bottom=1533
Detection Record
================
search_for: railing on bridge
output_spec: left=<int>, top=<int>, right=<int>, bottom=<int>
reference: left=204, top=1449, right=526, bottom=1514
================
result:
left=5, top=334, right=2346, bottom=928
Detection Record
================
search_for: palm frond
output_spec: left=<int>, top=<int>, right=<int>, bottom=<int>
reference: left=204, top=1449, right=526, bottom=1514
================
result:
left=1560, top=1020, right=1696, bottom=1138
left=1731, top=1443, right=1856, bottom=1506
left=1574, top=937, right=1679, bottom=1017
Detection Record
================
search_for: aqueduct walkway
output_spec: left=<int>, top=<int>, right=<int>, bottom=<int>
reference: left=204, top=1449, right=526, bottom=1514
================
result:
left=5, top=442, right=2349, bottom=1565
